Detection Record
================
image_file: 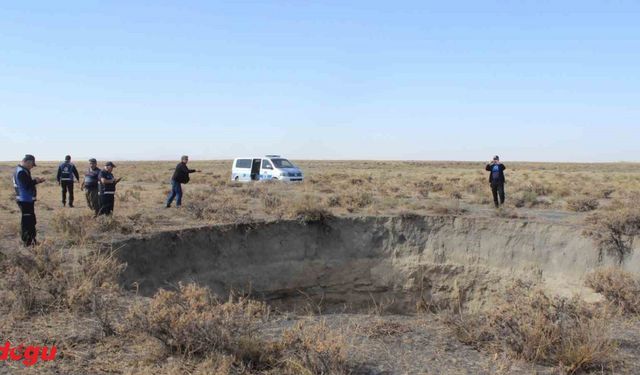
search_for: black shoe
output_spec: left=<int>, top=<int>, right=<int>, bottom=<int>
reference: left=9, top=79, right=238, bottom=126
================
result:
left=69, top=204, right=74, bottom=208
left=166, top=204, right=171, bottom=208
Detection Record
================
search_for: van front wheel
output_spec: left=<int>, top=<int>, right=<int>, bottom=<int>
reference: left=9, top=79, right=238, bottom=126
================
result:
left=234, top=176, right=239, bottom=181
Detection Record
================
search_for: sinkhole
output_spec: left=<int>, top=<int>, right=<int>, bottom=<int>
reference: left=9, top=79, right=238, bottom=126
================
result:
left=115, top=215, right=634, bottom=313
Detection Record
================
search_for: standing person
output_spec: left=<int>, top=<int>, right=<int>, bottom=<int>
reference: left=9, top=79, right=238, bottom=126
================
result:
left=13, top=155, right=45, bottom=246
left=98, top=162, right=121, bottom=216
left=166, top=155, right=201, bottom=208
left=81, top=158, right=102, bottom=216
left=486, top=155, right=507, bottom=208
left=56, top=155, right=80, bottom=207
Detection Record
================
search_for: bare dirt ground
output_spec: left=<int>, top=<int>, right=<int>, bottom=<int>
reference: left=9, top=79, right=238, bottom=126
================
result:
left=1, top=160, right=639, bottom=374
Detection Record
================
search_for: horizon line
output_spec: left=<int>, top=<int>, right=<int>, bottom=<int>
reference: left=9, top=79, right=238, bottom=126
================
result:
left=1, top=158, right=639, bottom=164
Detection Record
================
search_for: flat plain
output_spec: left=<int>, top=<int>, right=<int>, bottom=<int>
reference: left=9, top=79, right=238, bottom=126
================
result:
left=1, top=160, right=639, bottom=374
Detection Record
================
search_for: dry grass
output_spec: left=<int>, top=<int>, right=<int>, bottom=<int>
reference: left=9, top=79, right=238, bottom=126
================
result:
left=355, top=319, right=412, bottom=339
left=1, top=160, right=639, bottom=373
left=276, top=320, right=351, bottom=375
left=126, top=283, right=268, bottom=357
left=567, top=197, right=600, bottom=212
left=585, top=204, right=640, bottom=264
left=444, top=282, right=617, bottom=374
left=1, top=160, right=638, bottom=237
left=288, top=194, right=334, bottom=223
left=586, top=268, right=640, bottom=315
left=0, top=241, right=125, bottom=348
left=125, top=283, right=354, bottom=374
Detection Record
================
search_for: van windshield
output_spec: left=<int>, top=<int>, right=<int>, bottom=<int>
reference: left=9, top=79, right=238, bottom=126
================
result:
left=271, top=159, right=295, bottom=168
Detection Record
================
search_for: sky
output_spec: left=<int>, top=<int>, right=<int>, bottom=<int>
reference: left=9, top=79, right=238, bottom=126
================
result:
left=1, top=1, right=639, bottom=162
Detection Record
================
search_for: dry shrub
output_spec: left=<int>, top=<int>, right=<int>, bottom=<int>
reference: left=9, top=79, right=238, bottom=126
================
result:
left=277, top=320, right=351, bottom=375
left=52, top=212, right=141, bottom=241
left=445, top=283, right=616, bottom=373
left=449, top=190, right=463, bottom=200
left=343, top=190, right=374, bottom=212
left=192, top=355, right=238, bottom=375
left=513, top=191, right=540, bottom=208
left=289, top=195, right=333, bottom=223
left=185, top=197, right=245, bottom=224
left=585, top=207, right=640, bottom=264
left=261, top=191, right=283, bottom=213
left=0, top=243, right=66, bottom=315
left=66, top=250, right=124, bottom=312
left=124, top=354, right=239, bottom=375
left=125, top=317, right=354, bottom=374
left=356, top=319, right=411, bottom=339
left=413, top=180, right=437, bottom=198
left=0, top=242, right=124, bottom=330
left=523, top=181, right=553, bottom=196
left=51, top=211, right=94, bottom=244
left=586, top=268, right=640, bottom=314
left=96, top=215, right=135, bottom=235
left=126, top=283, right=268, bottom=357
left=1, top=266, right=47, bottom=315
left=326, top=194, right=343, bottom=208
left=600, top=189, right=615, bottom=199
left=567, top=197, right=600, bottom=212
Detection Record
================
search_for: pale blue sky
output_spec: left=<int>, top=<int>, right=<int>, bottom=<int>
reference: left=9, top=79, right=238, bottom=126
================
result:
left=1, top=1, right=638, bottom=162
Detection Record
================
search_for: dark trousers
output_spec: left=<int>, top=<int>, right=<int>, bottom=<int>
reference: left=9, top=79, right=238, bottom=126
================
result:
left=17, top=201, right=36, bottom=246
left=61, top=181, right=75, bottom=206
left=99, top=194, right=115, bottom=216
left=491, top=182, right=506, bottom=207
left=166, top=180, right=183, bottom=207
left=85, top=187, right=100, bottom=216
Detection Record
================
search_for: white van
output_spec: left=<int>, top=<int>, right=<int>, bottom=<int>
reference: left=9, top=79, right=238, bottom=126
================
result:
left=231, top=155, right=304, bottom=182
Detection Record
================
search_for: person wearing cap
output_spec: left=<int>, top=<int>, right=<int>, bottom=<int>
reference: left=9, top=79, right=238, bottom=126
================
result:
left=166, top=155, right=201, bottom=208
left=98, top=162, right=122, bottom=216
left=56, top=155, right=80, bottom=207
left=81, top=158, right=102, bottom=216
left=12, top=155, right=46, bottom=246
left=486, top=155, right=507, bottom=208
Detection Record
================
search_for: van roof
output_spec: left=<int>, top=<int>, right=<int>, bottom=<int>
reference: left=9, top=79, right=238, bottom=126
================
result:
left=234, top=155, right=285, bottom=160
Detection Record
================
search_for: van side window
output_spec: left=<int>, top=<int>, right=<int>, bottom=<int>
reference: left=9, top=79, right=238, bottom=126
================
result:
left=236, top=159, right=251, bottom=168
left=262, top=160, right=273, bottom=169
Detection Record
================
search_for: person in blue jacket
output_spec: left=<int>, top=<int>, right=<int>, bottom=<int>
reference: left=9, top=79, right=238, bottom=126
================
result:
left=13, top=154, right=46, bottom=246
left=56, top=155, right=80, bottom=207
left=486, top=155, right=507, bottom=208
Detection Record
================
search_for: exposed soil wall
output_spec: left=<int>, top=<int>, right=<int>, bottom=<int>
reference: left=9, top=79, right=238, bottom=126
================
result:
left=115, top=215, right=639, bottom=312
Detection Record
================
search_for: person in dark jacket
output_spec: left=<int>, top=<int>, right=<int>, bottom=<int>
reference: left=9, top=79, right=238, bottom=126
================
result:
left=166, top=155, right=201, bottom=208
left=56, top=155, right=80, bottom=207
left=13, top=155, right=45, bottom=246
left=81, top=158, right=102, bottom=216
left=98, top=162, right=121, bottom=216
left=486, top=155, right=507, bottom=208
